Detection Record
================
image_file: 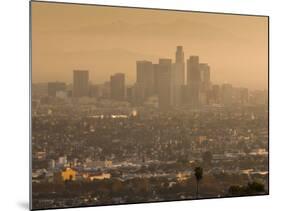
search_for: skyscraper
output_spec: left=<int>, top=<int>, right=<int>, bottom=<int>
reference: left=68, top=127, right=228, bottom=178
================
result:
left=187, top=56, right=201, bottom=84
left=199, top=63, right=211, bottom=105
left=221, top=83, right=233, bottom=105
left=73, top=70, right=89, bottom=98
left=199, top=63, right=210, bottom=85
left=172, top=46, right=185, bottom=107
left=157, top=58, right=173, bottom=110
left=211, top=84, right=221, bottom=104
left=175, top=46, right=184, bottom=64
left=136, top=60, right=155, bottom=103
left=186, top=56, right=201, bottom=106
left=153, top=63, right=160, bottom=95
left=110, top=73, right=125, bottom=101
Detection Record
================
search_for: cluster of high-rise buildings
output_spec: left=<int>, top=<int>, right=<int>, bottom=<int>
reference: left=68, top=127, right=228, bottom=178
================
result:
left=133, top=46, right=211, bottom=109
left=44, top=46, right=263, bottom=109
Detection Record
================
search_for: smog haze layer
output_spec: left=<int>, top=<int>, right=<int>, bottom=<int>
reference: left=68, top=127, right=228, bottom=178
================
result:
left=32, top=2, right=268, bottom=90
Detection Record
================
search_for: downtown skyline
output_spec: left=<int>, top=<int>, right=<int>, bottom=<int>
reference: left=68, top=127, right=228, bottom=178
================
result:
left=33, top=51, right=267, bottom=93
left=31, top=2, right=269, bottom=209
left=31, top=2, right=268, bottom=90
left=38, top=46, right=267, bottom=111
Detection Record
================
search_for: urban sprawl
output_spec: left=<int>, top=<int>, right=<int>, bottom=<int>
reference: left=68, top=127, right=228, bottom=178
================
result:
left=32, top=46, right=268, bottom=209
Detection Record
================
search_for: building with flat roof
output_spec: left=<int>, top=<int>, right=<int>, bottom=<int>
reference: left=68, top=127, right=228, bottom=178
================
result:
left=136, top=60, right=155, bottom=103
left=110, top=73, right=125, bottom=101
left=157, top=58, right=173, bottom=110
left=73, top=70, right=89, bottom=97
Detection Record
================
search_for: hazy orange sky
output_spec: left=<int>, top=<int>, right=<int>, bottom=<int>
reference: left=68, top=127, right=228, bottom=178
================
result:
left=31, top=1, right=268, bottom=89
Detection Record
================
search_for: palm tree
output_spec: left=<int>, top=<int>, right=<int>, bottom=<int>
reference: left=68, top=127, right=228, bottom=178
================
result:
left=194, top=166, right=203, bottom=198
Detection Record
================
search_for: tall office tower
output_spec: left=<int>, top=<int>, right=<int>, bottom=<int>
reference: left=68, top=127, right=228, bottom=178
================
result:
left=199, top=63, right=211, bottom=105
left=199, top=63, right=211, bottom=86
left=221, top=83, right=233, bottom=105
left=73, top=70, right=89, bottom=97
left=175, top=46, right=184, bottom=63
left=186, top=56, right=201, bottom=106
left=172, top=46, right=185, bottom=107
left=110, top=73, right=125, bottom=101
left=157, top=58, right=173, bottom=110
left=153, top=63, right=160, bottom=95
left=212, top=84, right=221, bottom=104
left=47, top=82, right=66, bottom=97
left=136, top=60, right=155, bottom=102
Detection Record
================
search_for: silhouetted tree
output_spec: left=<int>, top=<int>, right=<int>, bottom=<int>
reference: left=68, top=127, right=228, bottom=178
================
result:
left=194, top=166, right=203, bottom=198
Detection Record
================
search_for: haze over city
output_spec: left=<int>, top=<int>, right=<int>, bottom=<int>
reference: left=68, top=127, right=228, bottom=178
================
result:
left=31, top=2, right=268, bottom=90
left=31, top=2, right=268, bottom=209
